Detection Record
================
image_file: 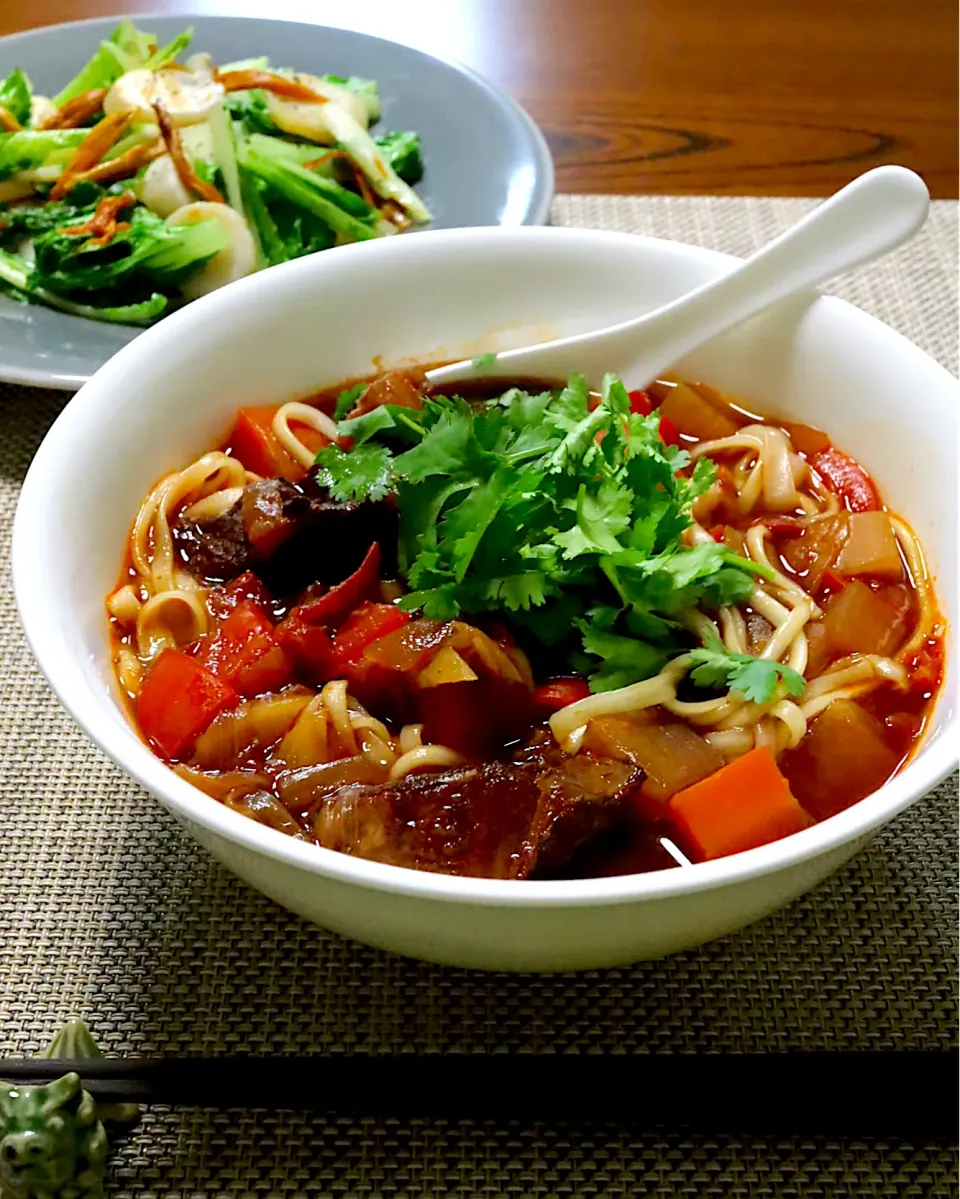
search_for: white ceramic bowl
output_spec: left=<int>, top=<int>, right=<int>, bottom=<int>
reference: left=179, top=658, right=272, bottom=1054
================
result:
left=13, top=226, right=958, bottom=972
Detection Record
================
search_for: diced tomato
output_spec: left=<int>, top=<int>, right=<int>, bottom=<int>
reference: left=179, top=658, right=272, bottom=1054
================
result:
left=668, top=746, right=813, bottom=861
left=208, top=570, right=275, bottom=619
left=228, top=406, right=329, bottom=483
left=197, top=599, right=294, bottom=697
left=534, top=678, right=592, bottom=711
left=657, top=415, right=681, bottom=447
left=817, top=567, right=847, bottom=597
left=297, top=543, right=381, bottom=629
left=137, top=648, right=237, bottom=760
left=275, top=610, right=335, bottom=681
left=628, top=389, right=680, bottom=446
left=331, top=602, right=412, bottom=665
left=763, top=516, right=804, bottom=537
left=226, top=571, right=274, bottom=609
left=904, top=638, right=944, bottom=698
left=811, top=448, right=879, bottom=513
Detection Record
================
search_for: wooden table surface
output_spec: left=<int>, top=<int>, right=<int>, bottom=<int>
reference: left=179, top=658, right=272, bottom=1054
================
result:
left=4, top=0, right=957, bottom=197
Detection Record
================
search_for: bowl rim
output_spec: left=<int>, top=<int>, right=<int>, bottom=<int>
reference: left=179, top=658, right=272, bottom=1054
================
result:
left=0, top=10, right=555, bottom=391
left=13, top=223, right=959, bottom=909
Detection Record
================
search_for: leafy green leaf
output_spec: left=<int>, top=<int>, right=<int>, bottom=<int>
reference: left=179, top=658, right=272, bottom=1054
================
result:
left=315, top=443, right=394, bottom=504
left=392, top=400, right=492, bottom=483
left=687, top=636, right=806, bottom=705
left=471, top=351, right=498, bottom=371
left=317, top=371, right=769, bottom=691
left=142, top=27, right=193, bottom=70
left=376, top=130, right=424, bottom=185
left=0, top=69, right=31, bottom=127
left=578, top=620, right=669, bottom=692
left=338, top=403, right=423, bottom=447
left=53, top=20, right=155, bottom=106
left=335, top=383, right=366, bottom=419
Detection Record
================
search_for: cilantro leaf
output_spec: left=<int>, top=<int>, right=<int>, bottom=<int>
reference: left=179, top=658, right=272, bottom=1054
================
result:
left=687, top=638, right=806, bottom=705
left=484, top=572, right=552, bottom=610
left=338, top=403, right=424, bottom=446
left=554, top=482, right=631, bottom=559
left=334, top=383, right=365, bottom=419
left=315, top=443, right=394, bottom=503
left=321, top=371, right=772, bottom=693
left=578, top=619, right=669, bottom=692
left=393, top=399, right=492, bottom=483
left=472, top=352, right=498, bottom=370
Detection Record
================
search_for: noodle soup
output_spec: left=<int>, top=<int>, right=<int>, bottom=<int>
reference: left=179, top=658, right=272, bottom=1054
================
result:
left=106, top=369, right=945, bottom=880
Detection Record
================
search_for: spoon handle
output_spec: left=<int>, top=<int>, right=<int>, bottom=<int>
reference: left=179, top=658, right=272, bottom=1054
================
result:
left=425, top=166, right=929, bottom=389
left=609, top=164, right=930, bottom=387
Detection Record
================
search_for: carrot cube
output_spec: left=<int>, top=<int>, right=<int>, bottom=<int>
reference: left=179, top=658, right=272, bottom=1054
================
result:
left=667, top=746, right=813, bottom=861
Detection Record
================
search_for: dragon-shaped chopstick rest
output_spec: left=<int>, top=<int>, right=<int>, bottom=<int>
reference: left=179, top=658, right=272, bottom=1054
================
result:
left=0, top=1020, right=137, bottom=1199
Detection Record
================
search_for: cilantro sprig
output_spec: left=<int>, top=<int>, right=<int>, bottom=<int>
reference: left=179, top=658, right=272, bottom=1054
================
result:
left=313, top=372, right=781, bottom=694
left=687, top=632, right=806, bottom=705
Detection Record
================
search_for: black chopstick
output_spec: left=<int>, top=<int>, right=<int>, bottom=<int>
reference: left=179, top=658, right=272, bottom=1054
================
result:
left=2, top=1052, right=956, bottom=1138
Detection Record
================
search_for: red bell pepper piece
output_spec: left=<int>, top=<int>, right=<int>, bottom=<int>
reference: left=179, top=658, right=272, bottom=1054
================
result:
left=332, top=602, right=412, bottom=664
left=297, top=543, right=381, bottom=629
left=811, top=448, right=879, bottom=513
left=197, top=599, right=294, bottom=697
left=208, top=570, right=275, bottom=620
left=657, top=414, right=681, bottom=447
left=229, top=406, right=330, bottom=483
left=534, top=677, right=592, bottom=711
left=137, top=648, right=237, bottom=759
left=818, top=567, right=847, bottom=598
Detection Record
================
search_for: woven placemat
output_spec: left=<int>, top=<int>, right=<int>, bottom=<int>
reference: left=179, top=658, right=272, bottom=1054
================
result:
left=0, top=195, right=956, bottom=1197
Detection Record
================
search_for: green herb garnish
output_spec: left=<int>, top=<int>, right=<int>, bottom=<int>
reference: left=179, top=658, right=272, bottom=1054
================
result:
left=687, top=631, right=806, bottom=705
left=314, top=372, right=773, bottom=692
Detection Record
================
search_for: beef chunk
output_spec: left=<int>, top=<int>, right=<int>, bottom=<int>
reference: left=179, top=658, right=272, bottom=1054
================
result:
left=259, top=497, right=398, bottom=596
left=312, top=743, right=642, bottom=879
left=350, top=369, right=426, bottom=417
left=175, top=478, right=398, bottom=596
left=526, top=747, right=644, bottom=870
left=241, top=477, right=302, bottom=556
left=174, top=503, right=251, bottom=580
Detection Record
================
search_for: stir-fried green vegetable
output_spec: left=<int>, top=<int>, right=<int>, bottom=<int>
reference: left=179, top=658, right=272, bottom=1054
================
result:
left=0, top=69, right=32, bottom=126
left=315, top=374, right=799, bottom=698
left=0, top=20, right=430, bottom=325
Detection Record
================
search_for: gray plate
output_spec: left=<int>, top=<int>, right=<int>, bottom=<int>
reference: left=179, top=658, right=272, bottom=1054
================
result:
left=0, top=14, right=553, bottom=389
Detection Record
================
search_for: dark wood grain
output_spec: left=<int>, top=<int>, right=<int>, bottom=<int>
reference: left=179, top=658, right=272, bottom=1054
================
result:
left=3, top=0, right=957, bottom=196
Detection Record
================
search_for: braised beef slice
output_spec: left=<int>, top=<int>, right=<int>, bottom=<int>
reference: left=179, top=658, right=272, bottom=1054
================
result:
left=314, top=745, right=642, bottom=879
left=350, top=369, right=426, bottom=418
left=175, top=479, right=398, bottom=594
left=526, top=748, right=644, bottom=871
left=175, top=504, right=250, bottom=581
